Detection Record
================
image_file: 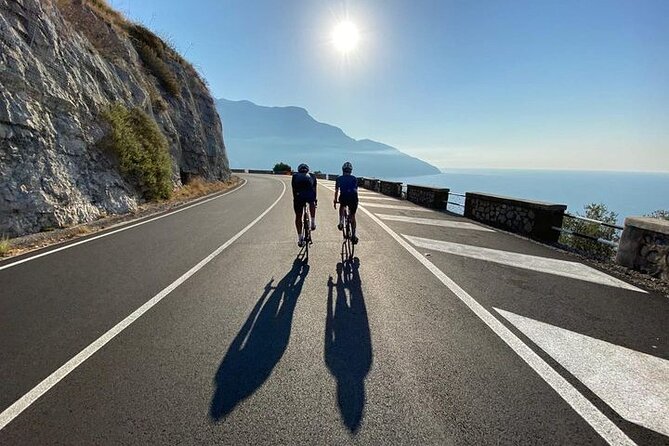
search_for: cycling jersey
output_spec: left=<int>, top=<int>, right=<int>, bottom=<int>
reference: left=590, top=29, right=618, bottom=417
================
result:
left=336, top=174, right=358, bottom=200
left=292, top=172, right=317, bottom=213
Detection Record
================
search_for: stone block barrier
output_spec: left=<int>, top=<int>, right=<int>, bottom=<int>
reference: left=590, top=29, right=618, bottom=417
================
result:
left=230, top=168, right=247, bottom=173
left=326, top=174, right=339, bottom=181
left=314, top=173, right=327, bottom=180
left=247, top=169, right=274, bottom=174
left=616, top=217, right=669, bottom=282
left=362, top=178, right=381, bottom=192
left=407, top=185, right=450, bottom=209
left=379, top=180, right=403, bottom=198
left=464, top=193, right=566, bottom=242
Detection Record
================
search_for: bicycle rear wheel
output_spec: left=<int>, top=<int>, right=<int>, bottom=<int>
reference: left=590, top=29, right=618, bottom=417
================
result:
left=303, top=204, right=311, bottom=244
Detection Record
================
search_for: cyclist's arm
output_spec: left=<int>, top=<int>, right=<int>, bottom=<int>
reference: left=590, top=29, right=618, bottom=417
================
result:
left=312, top=174, right=317, bottom=200
left=333, top=184, right=339, bottom=206
left=291, top=174, right=298, bottom=198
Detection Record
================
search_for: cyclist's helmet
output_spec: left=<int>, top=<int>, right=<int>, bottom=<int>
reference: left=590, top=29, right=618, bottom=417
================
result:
left=342, top=162, right=353, bottom=173
left=298, top=163, right=309, bottom=173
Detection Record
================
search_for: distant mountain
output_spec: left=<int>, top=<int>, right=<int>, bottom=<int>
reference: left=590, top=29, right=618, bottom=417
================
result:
left=216, top=98, right=440, bottom=177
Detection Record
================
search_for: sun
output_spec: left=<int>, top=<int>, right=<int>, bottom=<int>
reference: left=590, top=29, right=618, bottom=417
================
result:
left=332, top=20, right=360, bottom=53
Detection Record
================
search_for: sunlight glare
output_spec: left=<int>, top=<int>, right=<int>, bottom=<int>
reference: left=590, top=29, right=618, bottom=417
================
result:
left=332, top=20, right=360, bottom=53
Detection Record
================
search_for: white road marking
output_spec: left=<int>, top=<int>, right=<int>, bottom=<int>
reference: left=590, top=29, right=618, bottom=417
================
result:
left=357, top=196, right=399, bottom=201
left=360, top=203, right=432, bottom=212
left=0, top=180, right=287, bottom=432
left=496, top=308, right=669, bottom=437
left=359, top=207, right=636, bottom=446
left=403, top=235, right=645, bottom=293
left=0, top=179, right=248, bottom=272
left=376, top=214, right=494, bottom=232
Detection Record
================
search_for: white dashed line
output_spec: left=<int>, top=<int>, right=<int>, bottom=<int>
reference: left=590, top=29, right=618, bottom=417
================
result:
left=402, top=234, right=645, bottom=292
left=496, top=308, right=669, bottom=437
left=376, top=214, right=494, bottom=232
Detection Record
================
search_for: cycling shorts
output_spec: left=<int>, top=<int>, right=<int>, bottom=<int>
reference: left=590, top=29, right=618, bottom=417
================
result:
left=294, top=197, right=315, bottom=214
left=339, top=195, right=358, bottom=214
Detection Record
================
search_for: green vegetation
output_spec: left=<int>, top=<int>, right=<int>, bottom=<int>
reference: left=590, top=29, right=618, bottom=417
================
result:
left=560, top=203, right=620, bottom=259
left=103, top=104, right=173, bottom=200
left=273, top=162, right=292, bottom=173
left=646, top=209, right=669, bottom=220
left=128, top=24, right=180, bottom=97
left=0, top=235, right=10, bottom=257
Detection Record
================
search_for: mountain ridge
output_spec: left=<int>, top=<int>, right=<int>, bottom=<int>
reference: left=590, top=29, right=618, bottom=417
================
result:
left=216, top=98, right=440, bottom=177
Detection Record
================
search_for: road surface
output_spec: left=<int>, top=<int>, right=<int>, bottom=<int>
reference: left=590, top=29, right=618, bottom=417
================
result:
left=1, top=174, right=667, bottom=445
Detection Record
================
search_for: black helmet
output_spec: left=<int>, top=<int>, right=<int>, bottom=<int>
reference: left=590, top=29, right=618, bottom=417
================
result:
left=298, top=163, right=309, bottom=173
left=342, top=161, right=353, bottom=173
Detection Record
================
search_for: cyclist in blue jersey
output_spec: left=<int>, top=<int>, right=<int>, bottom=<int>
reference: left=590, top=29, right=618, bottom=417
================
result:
left=333, top=161, right=359, bottom=244
left=292, top=163, right=317, bottom=247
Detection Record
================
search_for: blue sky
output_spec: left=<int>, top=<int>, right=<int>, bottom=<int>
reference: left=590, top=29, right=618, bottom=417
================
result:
left=116, top=0, right=669, bottom=172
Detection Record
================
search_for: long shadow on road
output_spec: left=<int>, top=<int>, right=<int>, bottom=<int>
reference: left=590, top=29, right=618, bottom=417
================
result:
left=325, top=257, right=373, bottom=433
left=210, top=255, right=309, bottom=420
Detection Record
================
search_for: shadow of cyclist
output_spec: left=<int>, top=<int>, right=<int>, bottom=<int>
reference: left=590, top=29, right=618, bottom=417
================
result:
left=324, top=257, right=373, bottom=433
left=210, top=255, right=309, bottom=420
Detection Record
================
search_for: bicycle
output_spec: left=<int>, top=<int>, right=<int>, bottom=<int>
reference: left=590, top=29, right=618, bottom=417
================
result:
left=300, top=201, right=313, bottom=253
left=335, top=201, right=354, bottom=261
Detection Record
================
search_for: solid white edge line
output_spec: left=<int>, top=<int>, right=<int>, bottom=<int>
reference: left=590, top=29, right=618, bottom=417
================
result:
left=359, top=206, right=636, bottom=446
left=0, top=179, right=248, bottom=272
left=0, top=179, right=286, bottom=431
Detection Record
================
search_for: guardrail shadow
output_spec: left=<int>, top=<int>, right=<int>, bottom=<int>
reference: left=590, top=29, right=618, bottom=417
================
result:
left=210, top=255, right=309, bottom=420
left=324, top=257, right=373, bottom=433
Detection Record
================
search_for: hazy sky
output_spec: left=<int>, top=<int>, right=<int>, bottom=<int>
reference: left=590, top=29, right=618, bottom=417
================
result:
left=117, top=0, right=669, bottom=172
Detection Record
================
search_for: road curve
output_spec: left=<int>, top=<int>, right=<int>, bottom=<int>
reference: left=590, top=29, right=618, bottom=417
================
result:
left=1, top=174, right=667, bottom=445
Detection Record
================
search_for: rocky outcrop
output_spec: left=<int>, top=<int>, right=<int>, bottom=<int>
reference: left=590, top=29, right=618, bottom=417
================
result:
left=0, top=0, right=229, bottom=236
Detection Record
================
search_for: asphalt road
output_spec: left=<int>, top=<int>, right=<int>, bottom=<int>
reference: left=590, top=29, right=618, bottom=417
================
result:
left=0, top=174, right=667, bottom=445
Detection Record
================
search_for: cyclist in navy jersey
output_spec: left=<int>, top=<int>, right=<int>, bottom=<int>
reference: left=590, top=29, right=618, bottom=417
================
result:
left=292, top=163, right=317, bottom=247
left=333, top=161, right=359, bottom=244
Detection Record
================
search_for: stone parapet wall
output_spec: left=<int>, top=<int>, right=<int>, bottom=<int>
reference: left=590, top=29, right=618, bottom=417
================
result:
left=616, top=217, right=669, bottom=282
left=407, top=185, right=449, bottom=209
left=230, top=168, right=246, bottom=173
left=464, top=193, right=566, bottom=242
left=247, top=169, right=274, bottom=174
left=379, top=181, right=403, bottom=198
left=362, top=178, right=381, bottom=192
left=314, top=173, right=327, bottom=180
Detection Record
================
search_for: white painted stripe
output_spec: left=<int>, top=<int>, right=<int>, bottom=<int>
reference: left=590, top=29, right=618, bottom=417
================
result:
left=495, top=308, right=669, bottom=437
left=0, top=180, right=287, bottom=431
left=358, top=196, right=399, bottom=201
left=360, top=203, right=432, bottom=212
left=403, top=235, right=645, bottom=293
left=376, top=214, right=494, bottom=232
left=359, top=206, right=636, bottom=446
left=0, top=179, right=248, bottom=272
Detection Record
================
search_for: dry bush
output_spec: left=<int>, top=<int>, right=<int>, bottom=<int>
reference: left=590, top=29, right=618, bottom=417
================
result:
left=0, top=235, right=10, bottom=257
left=173, top=177, right=238, bottom=201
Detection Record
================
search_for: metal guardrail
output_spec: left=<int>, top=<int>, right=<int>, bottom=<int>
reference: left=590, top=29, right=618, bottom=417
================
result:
left=553, top=226, right=620, bottom=248
left=445, top=191, right=466, bottom=215
left=554, top=213, right=623, bottom=249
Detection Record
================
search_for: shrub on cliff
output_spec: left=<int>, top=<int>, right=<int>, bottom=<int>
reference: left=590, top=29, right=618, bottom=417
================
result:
left=560, top=203, right=620, bottom=259
left=103, top=104, right=173, bottom=200
left=645, top=210, right=669, bottom=221
left=128, top=24, right=180, bottom=97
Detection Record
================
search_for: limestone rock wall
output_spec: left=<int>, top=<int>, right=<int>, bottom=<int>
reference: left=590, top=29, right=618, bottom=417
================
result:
left=0, top=0, right=229, bottom=236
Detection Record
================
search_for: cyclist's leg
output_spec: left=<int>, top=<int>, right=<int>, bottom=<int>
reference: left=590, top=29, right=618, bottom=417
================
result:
left=349, top=200, right=359, bottom=243
left=309, top=201, right=316, bottom=230
left=294, top=199, right=305, bottom=245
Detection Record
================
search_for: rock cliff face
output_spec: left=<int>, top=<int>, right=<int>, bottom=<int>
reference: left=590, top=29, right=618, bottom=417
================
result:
left=0, top=0, right=229, bottom=237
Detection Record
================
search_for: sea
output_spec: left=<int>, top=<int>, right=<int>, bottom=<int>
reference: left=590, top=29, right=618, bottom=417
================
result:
left=387, top=169, right=669, bottom=224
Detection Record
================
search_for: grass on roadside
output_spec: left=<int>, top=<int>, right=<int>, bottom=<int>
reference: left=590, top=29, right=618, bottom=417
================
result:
left=0, top=235, right=11, bottom=257
left=172, top=177, right=239, bottom=201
